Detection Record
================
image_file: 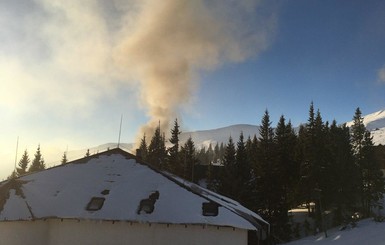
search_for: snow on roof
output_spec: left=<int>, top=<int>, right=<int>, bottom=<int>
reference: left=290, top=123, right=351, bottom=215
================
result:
left=0, top=148, right=267, bottom=231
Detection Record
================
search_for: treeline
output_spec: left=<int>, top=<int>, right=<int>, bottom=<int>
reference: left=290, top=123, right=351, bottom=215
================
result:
left=8, top=146, right=73, bottom=179
left=139, top=103, right=385, bottom=242
left=8, top=145, right=46, bottom=179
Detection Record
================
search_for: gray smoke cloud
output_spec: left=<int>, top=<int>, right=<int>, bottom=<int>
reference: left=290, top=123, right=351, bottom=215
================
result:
left=0, top=0, right=276, bottom=146
left=114, top=0, right=277, bottom=144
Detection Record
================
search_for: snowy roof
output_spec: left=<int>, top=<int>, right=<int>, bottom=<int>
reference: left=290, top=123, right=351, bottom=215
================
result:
left=0, top=148, right=268, bottom=231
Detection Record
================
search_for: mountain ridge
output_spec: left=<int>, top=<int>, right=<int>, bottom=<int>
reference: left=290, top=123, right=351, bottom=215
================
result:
left=68, top=109, right=385, bottom=161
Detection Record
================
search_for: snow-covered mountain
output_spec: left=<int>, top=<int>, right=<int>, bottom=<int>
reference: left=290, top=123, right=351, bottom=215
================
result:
left=346, top=110, right=385, bottom=145
left=183, top=109, right=385, bottom=148
left=179, top=124, right=260, bottom=149
left=68, top=110, right=385, bottom=161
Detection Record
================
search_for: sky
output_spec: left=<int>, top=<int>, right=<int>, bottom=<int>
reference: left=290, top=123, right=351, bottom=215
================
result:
left=1, top=0, right=385, bottom=179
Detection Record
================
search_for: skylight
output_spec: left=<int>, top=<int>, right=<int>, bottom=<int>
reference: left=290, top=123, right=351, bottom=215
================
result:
left=202, top=202, right=219, bottom=216
left=86, top=197, right=105, bottom=211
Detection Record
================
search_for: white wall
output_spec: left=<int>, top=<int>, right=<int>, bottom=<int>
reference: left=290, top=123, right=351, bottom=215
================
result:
left=0, top=221, right=48, bottom=245
left=0, top=220, right=248, bottom=245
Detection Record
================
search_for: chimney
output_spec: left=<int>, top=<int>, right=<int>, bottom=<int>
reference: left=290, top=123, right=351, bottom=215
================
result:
left=136, top=149, right=142, bottom=160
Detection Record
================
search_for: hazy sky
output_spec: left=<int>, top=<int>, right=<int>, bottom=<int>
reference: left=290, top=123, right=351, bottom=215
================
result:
left=1, top=0, right=385, bottom=179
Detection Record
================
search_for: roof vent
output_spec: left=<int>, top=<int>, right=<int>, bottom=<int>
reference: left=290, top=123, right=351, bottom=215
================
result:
left=137, top=191, right=160, bottom=214
left=202, top=202, right=219, bottom=216
left=101, top=189, right=110, bottom=195
left=86, top=197, right=105, bottom=211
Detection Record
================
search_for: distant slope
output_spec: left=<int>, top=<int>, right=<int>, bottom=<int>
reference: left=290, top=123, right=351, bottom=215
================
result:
left=180, top=124, right=260, bottom=149
left=183, top=109, right=385, bottom=148
left=68, top=109, right=385, bottom=161
left=182, top=108, right=385, bottom=148
left=346, top=109, right=385, bottom=145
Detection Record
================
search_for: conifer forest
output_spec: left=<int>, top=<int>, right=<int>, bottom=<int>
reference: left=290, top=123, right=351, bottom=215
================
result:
left=138, top=103, right=385, bottom=242
left=9, top=103, right=385, bottom=242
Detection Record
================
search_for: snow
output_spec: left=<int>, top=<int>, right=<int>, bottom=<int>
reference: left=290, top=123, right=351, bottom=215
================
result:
left=179, top=124, right=260, bottom=149
left=346, top=109, right=385, bottom=145
left=168, top=173, right=269, bottom=228
left=0, top=149, right=265, bottom=231
left=181, top=109, right=385, bottom=148
left=371, top=127, right=385, bottom=146
left=0, top=190, right=32, bottom=220
left=284, top=219, right=385, bottom=245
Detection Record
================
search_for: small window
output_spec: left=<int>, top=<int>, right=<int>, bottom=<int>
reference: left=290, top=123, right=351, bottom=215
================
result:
left=86, top=197, right=105, bottom=211
left=202, top=202, right=219, bottom=216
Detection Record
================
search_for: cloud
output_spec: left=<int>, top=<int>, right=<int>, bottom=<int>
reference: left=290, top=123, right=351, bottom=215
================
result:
left=0, top=0, right=124, bottom=117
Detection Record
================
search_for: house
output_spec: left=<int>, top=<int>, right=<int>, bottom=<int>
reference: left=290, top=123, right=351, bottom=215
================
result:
left=0, top=148, right=269, bottom=245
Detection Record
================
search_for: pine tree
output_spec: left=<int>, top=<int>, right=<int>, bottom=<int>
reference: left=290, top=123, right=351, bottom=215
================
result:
left=206, top=143, right=222, bottom=191
left=180, top=136, right=198, bottom=182
left=196, top=147, right=208, bottom=166
left=285, top=120, right=300, bottom=201
left=138, top=134, right=149, bottom=161
left=40, top=158, right=46, bottom=170
left=206, top=144, right=215, bottom=164
left=351, top=108, right=366, bottom=157
left=168, top=119, right=181, bottom=174
left=275, top=116, right=298, bottom=209
left=351, top=108, right=370, bottom=215
left=28, top=145, right=45, bottom=173
left=214, top=143, right=220, bottom=164
left=360, top=131, right=385, bottom=216
left=148, top=124, right=167, bottom=169
left=218, top=136, right=237, bottom=198
left=299, top=104, right=328, bottom=217
left=246, top=135, right=259, bottom=174
left=313, top=110, right=331, bottom=208
left=16, top=149, right=30, bottom=176
left=219, top=142, right=225, bottom=160
left=61, top=152, right=68, bottom=165
left=350, top=107, right=385, bottom=216
left=256, top=110, right=278, bottom=220
left=85, top=149, right=90, bottom=157
left=235, top=132, right=254, bottom=208
left=7, top=171, right=18, bottom=180
left=257, top=112, right=290, bottom=241
left=328, top=121, right=359, bottom=223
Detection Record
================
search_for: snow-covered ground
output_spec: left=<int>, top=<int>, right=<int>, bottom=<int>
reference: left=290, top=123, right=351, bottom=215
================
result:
left=284, top=218, right=385, bottom=245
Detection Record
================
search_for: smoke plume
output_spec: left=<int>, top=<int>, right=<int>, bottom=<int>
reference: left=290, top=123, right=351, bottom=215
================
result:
left=0, top=0, right=276, bottom=146
left=114, top=0, right=276, bottom=143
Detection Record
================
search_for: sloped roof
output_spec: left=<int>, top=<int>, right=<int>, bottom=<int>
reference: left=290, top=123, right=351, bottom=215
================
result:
left=0, top=148, right=268, bottom=231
